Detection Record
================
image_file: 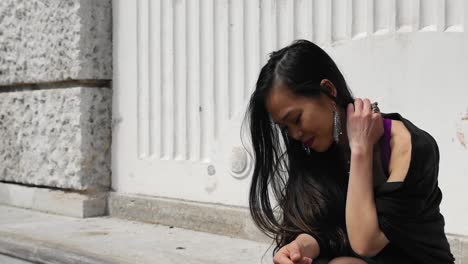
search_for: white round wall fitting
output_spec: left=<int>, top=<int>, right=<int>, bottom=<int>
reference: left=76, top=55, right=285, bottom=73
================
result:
left=229, top=146, right=252, bottom=179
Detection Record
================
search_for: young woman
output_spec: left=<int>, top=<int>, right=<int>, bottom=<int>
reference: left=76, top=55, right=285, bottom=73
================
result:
left=245, top=40, right=454, bottom=263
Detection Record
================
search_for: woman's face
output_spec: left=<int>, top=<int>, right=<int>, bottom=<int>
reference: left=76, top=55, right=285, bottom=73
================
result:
left=265, top=79, right=337, bottom=152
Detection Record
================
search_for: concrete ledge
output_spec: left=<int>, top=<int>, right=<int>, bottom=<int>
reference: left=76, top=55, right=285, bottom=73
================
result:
left=108, top=192, right=468, bottom=262
left=0, top=182, right=107, bottom=218
left=0, top=205, right=272, bottom=264
left=0, top=231, right=113, bottom=264
left=0, top=253, right=33, bottom=264
left=0, top=203, right=467, bottom=263
left=449, top=233, right=468, bottom=264
left=108, top=192, right=271, bottom=243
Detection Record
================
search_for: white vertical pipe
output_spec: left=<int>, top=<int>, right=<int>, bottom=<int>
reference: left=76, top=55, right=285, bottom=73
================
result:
left=436, top=0, right=446, bottom=32
left=137, top=0, right=150, bottom=159
left=332, top=0, right=352, bottom=41
left=294, top=0, right=313, bottom=41
left=420, top=0, right=437, bottom=31
left=244, top=0, right=260, bottom=97
left=149, top=0, right=162, bottom=159
left=214, top=0, right=230, bottom=139
left=366, top=0, right=374, bottom=34
left=229, top=0, right=245, bottom=118
left=374, top=0, right=393, bottom=34
left=352, top=0, right=367, bottom=39
left=174, top=0, right=187, bottom=160
left=313, top=0, right=332, bottom=46
left=396, top=0, right=413, bottom=32
left=446, top=0, right=463, bottom=32
left=200, top=0, right=215, bottom=162
left=161, top=0, right=175, bottom=159
left=187, top=0, right=201, bottom=161
left=277, top=0, right=294, bottom=48
left=260, top=0, right=277, bottom=63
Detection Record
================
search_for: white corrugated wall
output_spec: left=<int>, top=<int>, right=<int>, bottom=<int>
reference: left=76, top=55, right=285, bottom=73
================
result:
left=113, top=0, right=468, bottom=235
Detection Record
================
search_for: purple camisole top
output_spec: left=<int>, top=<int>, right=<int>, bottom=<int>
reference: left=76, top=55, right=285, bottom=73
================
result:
left=380, top=118, right=392, bottom=177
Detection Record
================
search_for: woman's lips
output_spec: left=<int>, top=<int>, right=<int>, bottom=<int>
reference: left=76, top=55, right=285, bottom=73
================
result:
left=305, top=137, right=315, bottom=148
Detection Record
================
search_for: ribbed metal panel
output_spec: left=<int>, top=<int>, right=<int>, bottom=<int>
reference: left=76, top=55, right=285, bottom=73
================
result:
left=135, top=0, right=464, bottom=161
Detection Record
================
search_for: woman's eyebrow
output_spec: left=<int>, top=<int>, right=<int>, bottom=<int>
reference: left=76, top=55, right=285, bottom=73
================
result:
left=280, top=111, right=291, bottom=122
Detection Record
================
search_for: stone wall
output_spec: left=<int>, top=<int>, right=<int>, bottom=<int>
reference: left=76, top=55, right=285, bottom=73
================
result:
left=0, top=0, right=112, bottom=84
left=0, top=0, right=112, bottom=193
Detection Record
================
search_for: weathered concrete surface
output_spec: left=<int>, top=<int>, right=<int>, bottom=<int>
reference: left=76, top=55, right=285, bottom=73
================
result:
left=0, top=182, right=107, bottom=218
left=108, top=192, right=270, bottom=243
left=0, top=0, right=112, bottom=85
left=0, top=86, right=111, bottom=191
left=1, top=204, right=467, bottom=263
left=449, top=234, right=468, bottom=264
left=108, top=192, right=468, bottom=262
left=0, top=205, right=273, bottom=264
left=0, top=254, right=33, bottom=264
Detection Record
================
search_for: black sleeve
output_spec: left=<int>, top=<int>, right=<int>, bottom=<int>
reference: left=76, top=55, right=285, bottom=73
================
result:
left=314, top=233, right=331, bottom=258
left=310, top=226, right=350, bottom=258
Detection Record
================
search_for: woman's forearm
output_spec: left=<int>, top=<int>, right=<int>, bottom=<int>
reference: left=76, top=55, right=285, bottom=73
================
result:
left=346, top=146, right=381, bottom=255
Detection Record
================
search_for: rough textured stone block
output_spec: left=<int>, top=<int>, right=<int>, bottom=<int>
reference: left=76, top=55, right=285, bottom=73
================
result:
left=0, top=86, right=111, bottom=191
left=0, top=0, right=112, bottom=85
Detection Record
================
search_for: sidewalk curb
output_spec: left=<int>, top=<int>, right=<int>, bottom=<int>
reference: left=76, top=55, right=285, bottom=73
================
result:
left=0, top=231, right=119, bottom=264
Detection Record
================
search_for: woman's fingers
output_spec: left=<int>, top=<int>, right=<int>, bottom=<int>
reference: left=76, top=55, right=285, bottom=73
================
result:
left=353, top=98, right=363, bottom=115
left=363, top=98, right=372, bottom=115
left=289, top=241, right=302, bottom=262
left=299, top=257, right=313, bottom=264
left=350, top=98, right=374, bottom=117
left=347, top=98, right=384, bottom=149
left=273, top=238, right=313, bottom=264
left=273, top=253, right=294, bottom=264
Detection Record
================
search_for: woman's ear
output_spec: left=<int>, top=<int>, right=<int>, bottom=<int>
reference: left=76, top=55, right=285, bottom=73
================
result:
left=320, top=79, right=337, bottom=98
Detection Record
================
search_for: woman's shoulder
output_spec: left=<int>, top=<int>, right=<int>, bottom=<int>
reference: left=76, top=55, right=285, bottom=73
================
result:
left=389, top=119, right=411, bottom=149
left=387, top=119, right=411, bottom=183
left=382, top=112, right=439, bottom=155
left=381, top=112, right=440, bottom=188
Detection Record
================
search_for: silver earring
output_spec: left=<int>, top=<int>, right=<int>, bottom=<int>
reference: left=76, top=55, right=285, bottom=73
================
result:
left=333, top=110, right=342, bottom=143
left=303, top=144, right=311, bottom=155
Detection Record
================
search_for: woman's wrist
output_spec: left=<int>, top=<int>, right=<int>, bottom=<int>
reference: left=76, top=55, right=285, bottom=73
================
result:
left=295, top=233, right=320, bottom=259
left=350, top=143, right=373, bottom=156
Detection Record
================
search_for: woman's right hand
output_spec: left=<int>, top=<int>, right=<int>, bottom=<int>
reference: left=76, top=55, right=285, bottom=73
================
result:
left=273, top=238, right=314, bottom=264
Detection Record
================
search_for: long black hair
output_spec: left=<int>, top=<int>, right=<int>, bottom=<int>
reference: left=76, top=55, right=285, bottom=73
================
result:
left=244, top=40, right=355, bottom=257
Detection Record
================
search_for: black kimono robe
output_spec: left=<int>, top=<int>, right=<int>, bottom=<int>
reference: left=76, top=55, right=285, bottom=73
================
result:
left=365, top=113, right=455, bottom=263
left=315, top=113, right=455, bottom=263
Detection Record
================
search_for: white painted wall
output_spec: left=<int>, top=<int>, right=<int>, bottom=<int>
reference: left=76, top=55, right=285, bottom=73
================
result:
left=113, top=0, right=468, bottom=235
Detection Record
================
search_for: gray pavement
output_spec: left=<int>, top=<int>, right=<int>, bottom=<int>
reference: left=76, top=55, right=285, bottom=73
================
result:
left=0, top=254, right=33, bottom=264
left=0, top=205, right=274, bottom=264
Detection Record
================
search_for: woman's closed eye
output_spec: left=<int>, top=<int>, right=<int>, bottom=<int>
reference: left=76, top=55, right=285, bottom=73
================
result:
left=295, top=114, right=302, bottom=125
left=279, top=113, right=301, bottom=135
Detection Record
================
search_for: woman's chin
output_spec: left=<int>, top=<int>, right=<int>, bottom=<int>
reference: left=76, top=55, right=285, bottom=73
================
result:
left=314, top=139, right=334, bottom=153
